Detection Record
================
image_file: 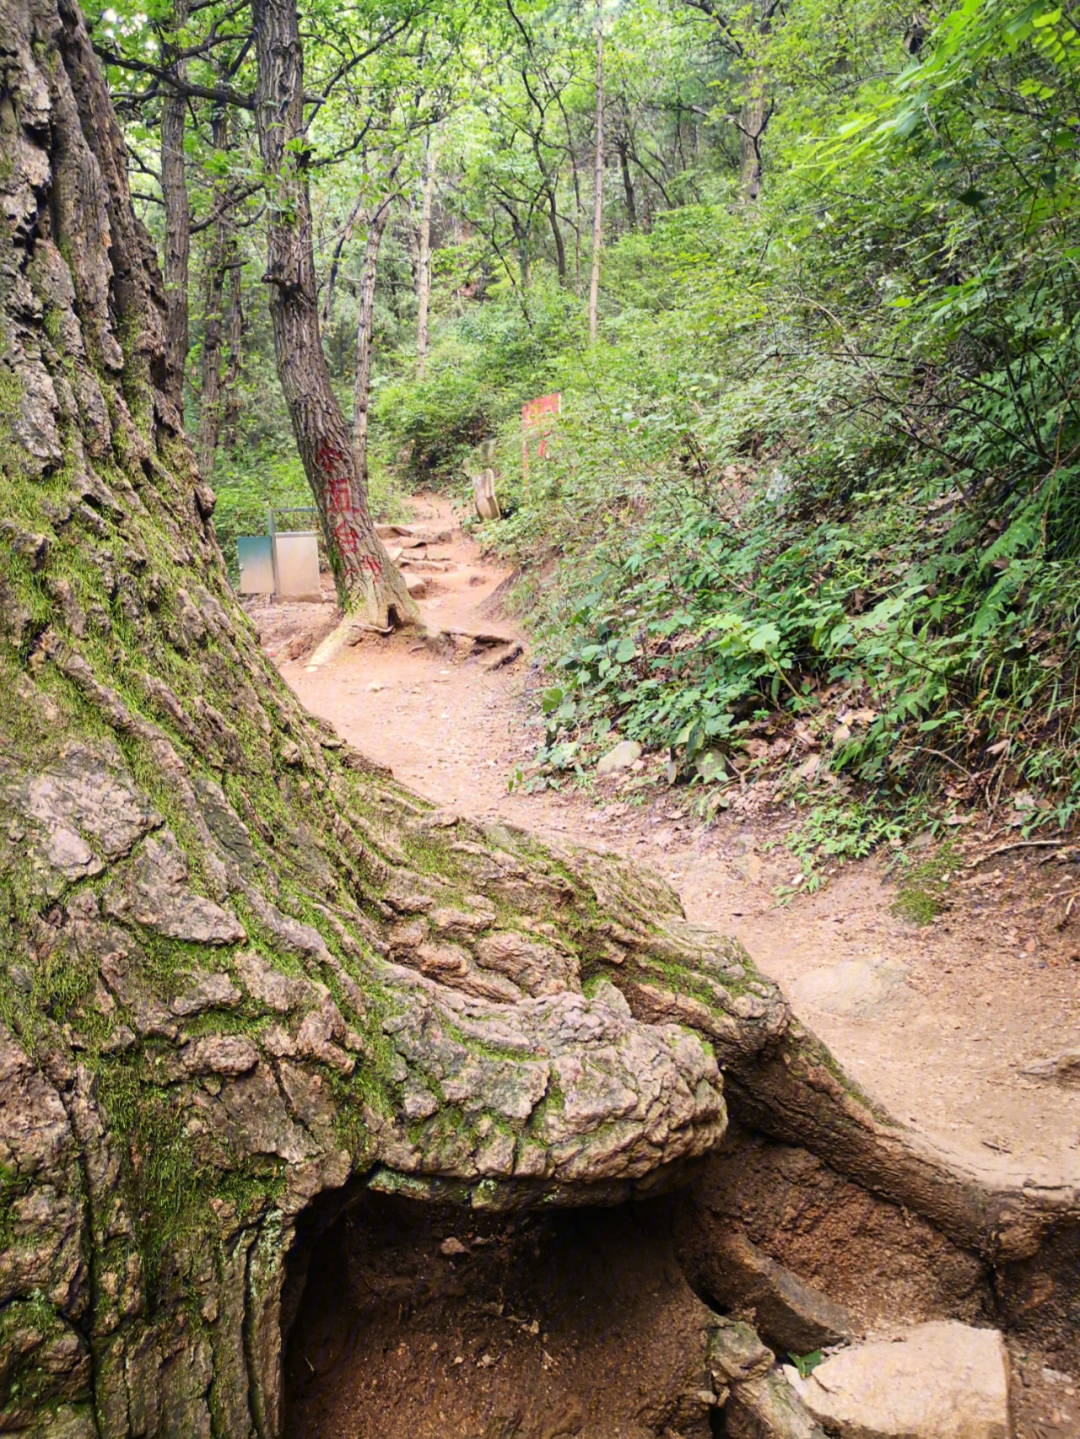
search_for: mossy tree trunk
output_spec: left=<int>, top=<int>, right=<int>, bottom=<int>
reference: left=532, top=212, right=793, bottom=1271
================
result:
left=0, top=2, right=1077, bottom=1436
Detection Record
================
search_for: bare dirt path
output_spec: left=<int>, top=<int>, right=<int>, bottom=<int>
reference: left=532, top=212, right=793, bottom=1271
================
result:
left=257, top=495, right=1080, bottom=1197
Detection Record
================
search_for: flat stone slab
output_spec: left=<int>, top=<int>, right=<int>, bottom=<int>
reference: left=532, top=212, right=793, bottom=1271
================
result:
left=597, top=740, right=642, bottom=775
left=785, top=1321, right=1010, bottom=1439
left=788, top=955, right=910, bottom=1020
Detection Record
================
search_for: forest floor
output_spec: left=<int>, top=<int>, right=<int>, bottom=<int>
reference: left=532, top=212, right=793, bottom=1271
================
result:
left=246, top=494, right=1080, bottom=1436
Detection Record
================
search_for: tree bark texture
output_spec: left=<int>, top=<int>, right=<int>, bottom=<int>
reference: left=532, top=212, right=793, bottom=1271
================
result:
left=588, top=0, right=604, bottom=343
left=250, top=0, right=416, bottom=626
left=1, top=3, right=1079, bottom=1437
left=160, top=0, right=191, bottom=413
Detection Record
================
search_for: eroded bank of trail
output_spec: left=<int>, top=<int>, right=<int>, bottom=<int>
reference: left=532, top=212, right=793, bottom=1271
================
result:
left=255, top=496, right=1080, bottom=1192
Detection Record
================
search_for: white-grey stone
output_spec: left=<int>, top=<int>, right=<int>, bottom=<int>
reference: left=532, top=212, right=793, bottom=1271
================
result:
left=789, top=955, right=910, bottom=1020
left=596, top=740, right=642, bottom=775
left=784, top=1321, right=1010, bottom=1439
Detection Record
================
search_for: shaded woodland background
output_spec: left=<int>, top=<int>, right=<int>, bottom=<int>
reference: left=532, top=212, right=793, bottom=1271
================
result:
left=98, top=0, right=1080, bottom=852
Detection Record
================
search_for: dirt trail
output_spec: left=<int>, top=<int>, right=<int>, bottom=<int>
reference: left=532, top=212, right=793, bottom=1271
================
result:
left=259, top=495, right=1080, bottom=1193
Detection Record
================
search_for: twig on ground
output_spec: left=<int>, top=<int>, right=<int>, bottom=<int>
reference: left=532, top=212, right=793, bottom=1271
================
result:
left=967, top=839, right=1062, bottom=868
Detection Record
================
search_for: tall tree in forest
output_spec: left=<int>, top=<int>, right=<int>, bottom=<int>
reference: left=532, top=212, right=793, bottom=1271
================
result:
left=416, top=131, right=437, bottom=376
left=196, top=106, right=240, bottom=476
left=352, top=159, right=404, bottom=478
left=160, top=0, right=192, bottom=409
left=588, top=0, right=604, bottom=341
left=250, top=0, right=417, bottom=625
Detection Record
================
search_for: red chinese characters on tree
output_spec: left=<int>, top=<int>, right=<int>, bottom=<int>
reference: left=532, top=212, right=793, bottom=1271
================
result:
left=521, top=392, right=561, bottom=489
left=315, top=438, right=353, bottom=514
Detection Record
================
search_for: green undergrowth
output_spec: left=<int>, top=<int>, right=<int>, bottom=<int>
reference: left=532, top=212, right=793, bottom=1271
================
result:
left=371, top=0, right=1080, bottom=869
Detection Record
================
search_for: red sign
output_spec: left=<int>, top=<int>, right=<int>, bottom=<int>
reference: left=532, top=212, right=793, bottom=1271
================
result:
left=522, top=392, right=561, bottom=490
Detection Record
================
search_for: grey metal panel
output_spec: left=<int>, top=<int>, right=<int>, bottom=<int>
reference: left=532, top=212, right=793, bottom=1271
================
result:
left=237, top=535, right=275, bottom=594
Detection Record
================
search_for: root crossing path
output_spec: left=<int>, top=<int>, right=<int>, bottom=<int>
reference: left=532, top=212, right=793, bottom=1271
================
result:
left=268, top=495, right=1080, bottom=1191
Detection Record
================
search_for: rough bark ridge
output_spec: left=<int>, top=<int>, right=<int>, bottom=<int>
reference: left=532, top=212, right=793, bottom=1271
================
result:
left=249, top=0, right=416, bottom=627
left=1, top=2, right=1079, bottom=1437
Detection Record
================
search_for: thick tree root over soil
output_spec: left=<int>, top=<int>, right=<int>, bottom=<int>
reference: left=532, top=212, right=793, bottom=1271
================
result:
left=0, top=0, right=1078, bottom=1434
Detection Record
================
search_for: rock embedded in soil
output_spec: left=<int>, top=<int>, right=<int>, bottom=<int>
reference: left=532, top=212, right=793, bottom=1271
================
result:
left=788, top=956, right=911, bottom=1020
left=785, top=1321, right=1011, bottom=1439
left=700, top=1228, right=855, bottom=1353
left=1021, top=1049, right=1080, bottom=1086
left=596, top=739, right=643, bottom=775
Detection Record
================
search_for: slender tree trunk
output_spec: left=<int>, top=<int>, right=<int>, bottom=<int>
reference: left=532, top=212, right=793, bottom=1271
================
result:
left=617, top=135, right=637, bottom=231
left=160, top=0, right=190, bottom=413
left=352, top=190, right=397, bottom=483
left=251, top=0, right=416, bottom=627
left=416, top=133, right=436, bottom=378
left=322, top=192, right=364, bottom=329
left=196, top=106, right=234, bottom=478
left=221, top=259, right=244, bottom=449
left=546, top=186, right=567, bottom=286
left=588, top=0, right=604, bottom=343
left=738, top=93, right=772, bottom=201
left=196, top=235, right=226, bottom=476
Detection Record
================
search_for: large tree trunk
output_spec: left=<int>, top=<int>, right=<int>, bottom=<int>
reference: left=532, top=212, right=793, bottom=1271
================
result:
left=250, top=0, right=416, bottom=627
left=160, top=0, right=191, bottom=413
left=2, top=2, right=1078, bottom=1437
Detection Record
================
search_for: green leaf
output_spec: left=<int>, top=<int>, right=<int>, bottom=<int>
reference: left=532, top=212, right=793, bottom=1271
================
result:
left=789, top=1351, right=824, bottom=1379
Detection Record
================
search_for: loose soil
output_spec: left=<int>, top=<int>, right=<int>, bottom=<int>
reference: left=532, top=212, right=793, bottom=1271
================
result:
left=250, top=495, right=1080, bottom=1438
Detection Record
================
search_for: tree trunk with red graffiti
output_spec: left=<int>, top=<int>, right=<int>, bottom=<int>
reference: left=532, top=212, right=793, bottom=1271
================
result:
left=251, top=0, right=417, bottom=627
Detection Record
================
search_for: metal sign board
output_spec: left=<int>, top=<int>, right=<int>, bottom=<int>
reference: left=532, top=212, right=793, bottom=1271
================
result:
left=237, top=535, right=275, bottom=595
left=273, top=532, right=321, bottom=601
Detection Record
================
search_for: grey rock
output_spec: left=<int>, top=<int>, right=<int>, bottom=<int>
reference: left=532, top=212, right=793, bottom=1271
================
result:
left=295, top=992, right=354, bottom=1074
left=473, top=929, right=580, bottom=996
left=234, top=949, right=314, bottom=1013
left=170, top=969, right=242, bottom=1016
left=596, top=739, right=643, bottom=775
left=708, top=1319, right=775, bottom=1387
